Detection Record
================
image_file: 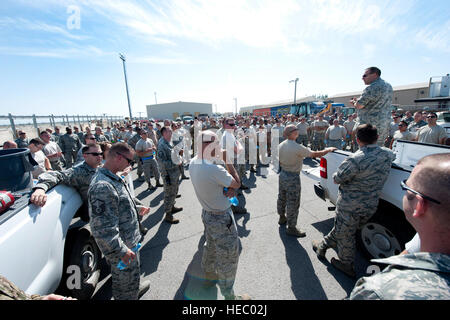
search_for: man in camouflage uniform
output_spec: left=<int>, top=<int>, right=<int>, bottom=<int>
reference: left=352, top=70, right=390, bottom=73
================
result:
left=29, top=143, right=103, bottom=221
left=311, top=115, right=329, bottom=151
left=59, top=127, right=82, bottom=168
left=295, top=117, right=309, bottom=147
left=312, top=124, right=395, bottom=277
left=350, top=153, right=450, bottom=299
left=94, top=127, right=109, bottom=143
left=189, top=131, right=250, bottom=300
left=127, top=127, right=144, bottom=181
left=14, top=130, right=29, bottom=148
left=325, top=119, right=346, bottom=150
left=88, top=143, right=150, bottom=300
left=278, top=125, right=335, bottom=237
left=135, top=130, right=162, bottom=190
left=350, top=67, right=393, bottom=147
left=158, top=126, right=183, bottom=224
left=343, top=114, right=356, bottom=151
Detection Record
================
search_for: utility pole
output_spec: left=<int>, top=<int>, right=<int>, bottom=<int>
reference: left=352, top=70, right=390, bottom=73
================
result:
left=289, top=77, right=299, bottom=105
left=234, top=97, right=237, bottom=115
left=119, top=53, right=133, bottom=120
left=154, top=92, right=157, bottom=105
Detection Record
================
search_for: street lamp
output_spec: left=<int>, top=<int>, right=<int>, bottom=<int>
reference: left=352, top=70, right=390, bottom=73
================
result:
left=234, top=97, right=237, bottom=115
left=119, top=53, right=133, bottom=120
left=289, top=77, right=299, bottom=105
left=154, top=92, right=157, bottom=104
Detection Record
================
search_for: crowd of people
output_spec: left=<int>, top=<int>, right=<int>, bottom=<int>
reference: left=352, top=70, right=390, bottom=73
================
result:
left=1, top=67, right=449, bottom=300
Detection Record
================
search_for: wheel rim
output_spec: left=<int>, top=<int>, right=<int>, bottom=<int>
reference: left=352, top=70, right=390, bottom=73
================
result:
left=360, top=223, right=402, bottom=259
left=81, top=243, right=98, bottom=281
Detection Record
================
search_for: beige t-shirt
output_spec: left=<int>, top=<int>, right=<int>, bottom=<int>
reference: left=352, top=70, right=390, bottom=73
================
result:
left=417, top=125, right=447, bottom=144
left=296, top=122, right=309, bottom=135
left=32, top=150, right=47, bottom=179
left=135, top=138, right=155, bottom=158
left=326, top=125, right=346, bottom=140
left=189, top=157, right=233, bottom=212
left=313, top=120, right=329, bottom=132
left=278, top=139, right=312, bottom=173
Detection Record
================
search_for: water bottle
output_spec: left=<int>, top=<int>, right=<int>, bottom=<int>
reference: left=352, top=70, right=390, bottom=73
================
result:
left=223, top=187, right=239, bottom=206
left=117, top=243, right=141, bottom=270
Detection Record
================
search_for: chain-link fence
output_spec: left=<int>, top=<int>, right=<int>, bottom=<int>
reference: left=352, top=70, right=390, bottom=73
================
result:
left=0, top=113, right=126, bottom=143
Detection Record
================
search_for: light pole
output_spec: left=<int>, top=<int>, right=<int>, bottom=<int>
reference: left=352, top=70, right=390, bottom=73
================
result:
left=289, top=77, right=299, bottom=106
left=234, top=97, right=237, bottom=115
left=154, top=92, right=157, bottom=104
left=119, top=53, right=133, bottom=120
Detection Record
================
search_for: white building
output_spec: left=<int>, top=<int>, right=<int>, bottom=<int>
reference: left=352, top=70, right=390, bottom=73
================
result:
left=146, top=101, right=212, bottom=120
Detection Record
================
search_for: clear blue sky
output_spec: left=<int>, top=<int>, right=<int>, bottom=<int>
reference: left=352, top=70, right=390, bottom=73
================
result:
left=1, top=0, right=449, bottom=117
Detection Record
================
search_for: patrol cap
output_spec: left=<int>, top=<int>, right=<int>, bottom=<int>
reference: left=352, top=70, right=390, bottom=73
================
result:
left=283, top=124, right=298, bottom=138
left=18, top=130, right=26, bottom=135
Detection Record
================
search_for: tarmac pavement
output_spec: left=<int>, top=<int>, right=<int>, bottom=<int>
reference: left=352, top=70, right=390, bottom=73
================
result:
left=92, top=157, right=372, bottom=300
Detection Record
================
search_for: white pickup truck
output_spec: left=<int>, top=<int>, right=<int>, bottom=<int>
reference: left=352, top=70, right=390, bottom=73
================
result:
left=305, top=140, right=450, bottom=259
left=0, top=148, right=137, bottom=300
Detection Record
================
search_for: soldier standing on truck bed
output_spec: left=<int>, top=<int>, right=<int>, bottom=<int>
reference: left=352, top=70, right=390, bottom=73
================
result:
left=88, top=143, right=150, bottom=300
left=312, top=124, right=395, bottom=278
left=350, top=67, right=393, bottom=147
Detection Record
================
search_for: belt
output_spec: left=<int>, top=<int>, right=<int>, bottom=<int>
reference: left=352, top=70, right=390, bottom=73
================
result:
left=141, top=156, right=154, bottom=160
left=203, top=208, right=230, bottom=215
left=280, top=169, right=300, bottom=175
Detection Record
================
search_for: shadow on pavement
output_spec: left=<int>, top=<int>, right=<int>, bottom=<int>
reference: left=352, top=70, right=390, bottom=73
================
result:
left=278, top=226, right=328, bottom=300
left=173, top=236, right=219, bottom=300
left=311, top=217, right=335, bottom=235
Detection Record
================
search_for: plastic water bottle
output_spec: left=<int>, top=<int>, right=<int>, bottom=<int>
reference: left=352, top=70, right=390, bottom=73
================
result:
left=117, top=243, right=141, bottom=270
left=223, top=187, right=239, bottom=206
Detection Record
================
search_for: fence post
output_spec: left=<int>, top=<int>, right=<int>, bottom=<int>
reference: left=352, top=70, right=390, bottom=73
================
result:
left=32, top=114, right=39, bottom=137
left=66, top=114, right=70, bottom=127
left=8, top=113, right=17, bottom=140
left=51, top=114, right=55, bottom=128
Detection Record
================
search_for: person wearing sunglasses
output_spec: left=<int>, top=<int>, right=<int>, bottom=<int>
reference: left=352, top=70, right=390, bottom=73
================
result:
left=349, top=67, right=393, bottom=147
left=312, top=124, right=396, bottom=278
left=30, top=143, right=104, bottom=222
left=415, top=112, right=447, bottom=145
left=350, top=153, right=450, bottom=300
left=389, top=120, right=415, bottom=149
left=88, top=142, right=151, bottom=300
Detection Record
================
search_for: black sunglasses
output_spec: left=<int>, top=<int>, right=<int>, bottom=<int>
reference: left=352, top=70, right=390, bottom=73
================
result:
left=400, top=180, right=441, bottom=205
left=117, top=152, right=135, bottom=166
left=227, top=123, right=236, bottom=127
left=84, top=152, right=103, bottom=157
left=426, top=116, right=436, bottom=118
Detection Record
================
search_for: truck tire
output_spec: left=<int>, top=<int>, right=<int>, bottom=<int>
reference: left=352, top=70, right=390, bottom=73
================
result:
left=66, top=228, right=101, bottom=300
left=357, top=202, right=415, bottom=260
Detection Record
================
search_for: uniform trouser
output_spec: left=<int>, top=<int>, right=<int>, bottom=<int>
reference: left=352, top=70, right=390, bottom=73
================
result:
left=323, top=193, right=377, bottom=265
left=179, top=163, right=186, bottom=177
left=63, top=151, right=78, bottom=168
left=312, top=133, right=325, bottom=151
left=50, top=159, right=63, bottom=171
left=163, top=170, right=180, bottom=213
left=202, top=209, right=239, bottom=299
left=135, top=154, right=143, bottom=177
left=142, top=158, right=160, bottom=184
left=327, top=139, right=343, bottom=150
left=277, top=170, right=301, bottom=229
left=344, top=135, right=353, bottom=151
left=296, top=134, right=309, bottom=147
left=109, top=251, right=140, bottom=300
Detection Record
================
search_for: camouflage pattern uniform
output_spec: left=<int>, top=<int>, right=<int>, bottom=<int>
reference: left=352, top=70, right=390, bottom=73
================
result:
left=277, top=170, right=301, bottom=229
left=95, top=133, right=108, bottom=143
left=157, top=137, right=181, bottom=218
left=128, top=132, right=144, bottom=178
left=88, top=167, right=143, bottom=300
left=355, top=78, right=393, bottom=146
left=311, top=120, right=329, bottom=151
left=202, top=208, right=240, bottom=300
left=295, top=122, right=309, bottom=147
left=33, top=161, right=97, bottom=221
left=350, top=253, right=450, bottom=300
left=14, top=137, right=29, bottom=148
left=136, top=137, right=161, bottom=187
left=322, top=144, right=395, bottom=266
left=59, top=133, right=82, bottom=168
left=0, top=275, right=41, bottom=300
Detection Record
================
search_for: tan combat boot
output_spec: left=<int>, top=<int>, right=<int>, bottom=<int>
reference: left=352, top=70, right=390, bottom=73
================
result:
left=286, top=227, right=306, bottom=238
left=164, top=213, right=179, bottom=224
left=311, top=240, right=328, bottom=259
left=278, top=214, right=287, bottom=225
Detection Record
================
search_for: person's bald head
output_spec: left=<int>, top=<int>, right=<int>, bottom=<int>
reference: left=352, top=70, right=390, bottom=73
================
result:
left=409, top=153, right=450, bottom=217
left=3, top=141, right=17, bottom=149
